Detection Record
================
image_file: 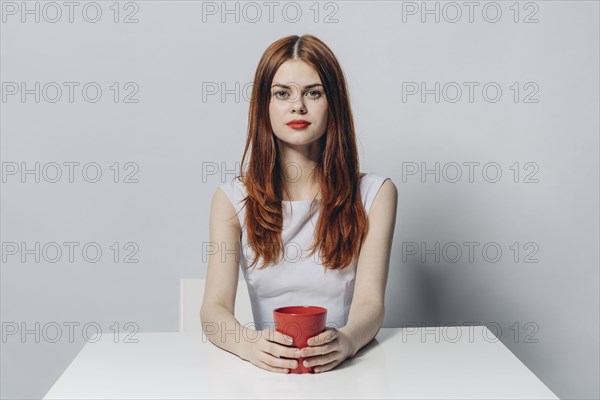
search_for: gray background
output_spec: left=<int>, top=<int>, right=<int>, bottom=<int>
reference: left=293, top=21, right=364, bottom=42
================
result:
left=1, top=1, right=598, bottom=399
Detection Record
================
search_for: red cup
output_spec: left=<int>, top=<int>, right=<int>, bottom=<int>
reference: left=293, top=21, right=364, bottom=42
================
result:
left=273, top=306, right=327, bottom=374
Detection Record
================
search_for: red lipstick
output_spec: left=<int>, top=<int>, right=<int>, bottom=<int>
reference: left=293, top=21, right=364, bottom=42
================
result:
left=286, top=119, right=311, bottom=130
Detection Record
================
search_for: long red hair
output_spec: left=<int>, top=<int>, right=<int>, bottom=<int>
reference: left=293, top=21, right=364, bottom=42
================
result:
left=237, top=34, right=367, bottom=271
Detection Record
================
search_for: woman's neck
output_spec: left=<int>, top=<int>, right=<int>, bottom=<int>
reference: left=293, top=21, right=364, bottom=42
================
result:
left=277, top=140, right=321, bottom=201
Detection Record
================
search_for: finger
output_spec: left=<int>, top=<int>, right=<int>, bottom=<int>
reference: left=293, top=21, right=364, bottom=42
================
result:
left=307, top=328, right=338, bottom=346
left=262, top=351, right=299, bottom=370
left=313, top=360, right=339, bottom=373
left=268, top=328, right=294, bottom=346
left=258, top=360, right=290, bottom=374
left=270, top=342, right=302, bottom=360
left=301, top=343, right=338, bottom=358
left=302, top=350, right=339, bottom=367
left=308, top=328, right=339, bottom=346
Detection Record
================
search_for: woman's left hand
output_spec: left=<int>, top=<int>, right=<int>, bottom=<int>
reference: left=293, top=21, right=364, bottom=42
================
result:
left=298, top=328, right=355, bottom=373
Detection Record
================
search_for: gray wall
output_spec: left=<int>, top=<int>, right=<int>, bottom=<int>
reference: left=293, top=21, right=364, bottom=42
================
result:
left=1, top=1, right=598, bottom=399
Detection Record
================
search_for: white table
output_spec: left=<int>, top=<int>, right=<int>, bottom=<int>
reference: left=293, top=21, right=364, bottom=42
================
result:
left=44, top=326, right=558, bottom=399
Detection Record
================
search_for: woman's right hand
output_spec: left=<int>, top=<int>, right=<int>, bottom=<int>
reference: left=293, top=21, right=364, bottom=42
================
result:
left=241, top=327, right=301, bottom=374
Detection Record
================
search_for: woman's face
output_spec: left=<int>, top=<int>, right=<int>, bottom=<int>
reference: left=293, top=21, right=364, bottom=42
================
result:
left=269, top=59, right=328, bottom=147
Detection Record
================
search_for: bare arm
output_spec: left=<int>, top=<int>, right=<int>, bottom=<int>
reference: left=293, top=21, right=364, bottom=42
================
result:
left=339, top=179, right=398, bottom=356
left=201, top=188, right=314, bottom=374
left=200, top=187, right=250, bottom=360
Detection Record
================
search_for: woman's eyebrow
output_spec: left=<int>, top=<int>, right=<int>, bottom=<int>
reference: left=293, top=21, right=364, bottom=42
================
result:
left=271, top=83, right=323, bottom=89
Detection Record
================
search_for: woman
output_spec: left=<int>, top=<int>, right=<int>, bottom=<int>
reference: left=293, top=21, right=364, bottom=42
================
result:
left=201, top=34, right=398, bottom=374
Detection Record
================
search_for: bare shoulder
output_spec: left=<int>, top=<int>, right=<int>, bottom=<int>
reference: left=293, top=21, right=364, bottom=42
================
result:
left=212, top=187, right=242, bottom=230
left=378, top=178, right=398, bottom=199
left=371, top=178, right=398, bottom=214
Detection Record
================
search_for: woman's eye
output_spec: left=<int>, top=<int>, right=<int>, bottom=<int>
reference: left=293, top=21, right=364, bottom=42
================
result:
left=273, top=90, right=323, bottom=100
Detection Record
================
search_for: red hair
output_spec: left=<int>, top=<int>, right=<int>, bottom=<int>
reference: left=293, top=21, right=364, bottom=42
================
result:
left=237, top=34, right=367, bottom=271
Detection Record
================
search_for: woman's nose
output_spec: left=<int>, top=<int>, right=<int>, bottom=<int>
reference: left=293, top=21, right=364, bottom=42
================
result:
left=291, top=97, right=306, bottom=113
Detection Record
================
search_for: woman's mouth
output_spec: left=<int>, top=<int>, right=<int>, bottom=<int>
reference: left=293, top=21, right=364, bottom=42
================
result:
left=288, top=123, right=310, bottom=130
left=287, top=120, right=311, bottom=130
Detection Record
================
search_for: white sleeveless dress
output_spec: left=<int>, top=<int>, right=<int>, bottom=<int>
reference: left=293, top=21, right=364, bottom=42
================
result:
left=218, top=173, right=390, bottom=331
